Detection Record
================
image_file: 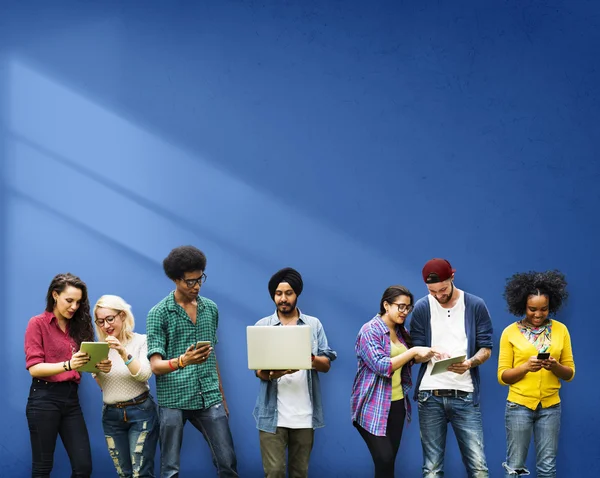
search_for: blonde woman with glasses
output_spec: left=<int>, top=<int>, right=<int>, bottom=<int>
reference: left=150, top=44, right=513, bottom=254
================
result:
left=93, top=295, right=159, bottom=478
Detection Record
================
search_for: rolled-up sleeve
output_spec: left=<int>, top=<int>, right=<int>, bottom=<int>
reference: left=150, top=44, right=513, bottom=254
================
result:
left=356, top=326, right=392, bottom=378
left=146, top=308, right=166, bottom=359
left=316, top=320, right=337, bottom=362
left=25, top=320, right=45, bottom=369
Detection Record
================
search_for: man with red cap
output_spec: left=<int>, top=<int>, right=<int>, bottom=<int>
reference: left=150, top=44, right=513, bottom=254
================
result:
left=410, top=258, right=493, bottom=478
left=252, top=267, right=337, bottom=478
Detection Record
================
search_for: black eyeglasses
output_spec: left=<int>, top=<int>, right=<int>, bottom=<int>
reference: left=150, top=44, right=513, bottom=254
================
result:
left=393, top=303, right=414, bottom=313
left=182, top=273, right=207, bottom=288
left=95, top=313, right=121, bottom=327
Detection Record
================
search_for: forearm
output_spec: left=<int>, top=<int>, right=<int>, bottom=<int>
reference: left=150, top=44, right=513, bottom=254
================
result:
left=150, top=355, right=182, bottom=376
left=550, top=363, right=574, bottom=381
left=391, top=349, right=416, bottom=370
left=127, top=358, right=141, bottom=376
left=312, top=355, right=331, bottom=373
left=501, top=364, right=529, bottom=384
left=29, top=361, right=71, bottom=378
left=468, top=348, right=491, bottom=368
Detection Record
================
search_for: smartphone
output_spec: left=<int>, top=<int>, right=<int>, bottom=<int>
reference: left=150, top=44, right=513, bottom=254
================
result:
left=537, top=352, right=550, bottom=360
left=195, top=341, right=211, bottom=349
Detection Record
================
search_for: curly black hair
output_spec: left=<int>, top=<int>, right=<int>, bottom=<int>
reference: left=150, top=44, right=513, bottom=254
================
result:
left=45, top=273, right=94, bottom=345
left=503, top=270, right=568, bottom=317
left=163, top=245, right=207, bottom=281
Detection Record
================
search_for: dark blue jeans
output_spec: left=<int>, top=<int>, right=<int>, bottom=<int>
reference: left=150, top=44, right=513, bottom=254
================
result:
left=102, top=394, right=159, bottom=477
left=158, top=403, right=238, bottom=478
left=25, top=379, right=92, bottom=478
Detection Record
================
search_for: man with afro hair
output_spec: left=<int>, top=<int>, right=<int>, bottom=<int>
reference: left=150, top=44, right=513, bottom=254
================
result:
left=147, top=246, right=238, bottom=478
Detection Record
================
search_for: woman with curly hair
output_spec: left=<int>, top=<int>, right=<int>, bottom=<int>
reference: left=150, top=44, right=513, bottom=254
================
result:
left=498, top=270, right=575, bottom=478
left=24, top=273, right=95, bottom=477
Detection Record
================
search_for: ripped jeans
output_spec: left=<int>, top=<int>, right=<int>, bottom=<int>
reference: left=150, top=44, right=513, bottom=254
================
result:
left=102, top=394, right=159, bottom=477
left=503, top=401, right=561, bottom=478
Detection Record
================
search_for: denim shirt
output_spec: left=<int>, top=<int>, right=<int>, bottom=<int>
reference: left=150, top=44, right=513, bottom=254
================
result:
left=252, top=310, right=337, bottom=433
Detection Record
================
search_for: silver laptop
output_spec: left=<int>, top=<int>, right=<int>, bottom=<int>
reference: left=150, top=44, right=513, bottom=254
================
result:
left=247, top=325, right=312, bottom=370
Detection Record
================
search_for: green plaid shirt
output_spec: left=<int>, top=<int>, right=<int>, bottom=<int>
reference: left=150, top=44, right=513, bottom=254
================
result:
left=146, top=291, right=222, bottom=409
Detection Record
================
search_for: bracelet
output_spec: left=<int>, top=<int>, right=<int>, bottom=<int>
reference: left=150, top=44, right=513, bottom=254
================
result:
left=178, top=355, right=185, bottom=369
left=67, top=360, right=72, bottom=371
left=62, top=361, right=69, bottom=372
left=124, top=355, right=134, bottom=366
left=168, top=359, right=177, bottom=371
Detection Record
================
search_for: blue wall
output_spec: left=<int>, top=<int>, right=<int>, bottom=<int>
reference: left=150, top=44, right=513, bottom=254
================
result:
left=1, top=1, right=598, bottom=476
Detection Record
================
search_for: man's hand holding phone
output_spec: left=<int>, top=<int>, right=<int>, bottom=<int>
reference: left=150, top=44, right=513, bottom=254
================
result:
left=182, top=341, right=213, bottom=366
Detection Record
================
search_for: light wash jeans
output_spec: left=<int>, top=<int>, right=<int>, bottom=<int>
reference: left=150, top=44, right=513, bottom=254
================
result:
left=102, top=395, right=159, bottom=478
left=503, top=401, right=561, bottom=478
left=158, top=403, right=238, bottom=478
left=417, top=391, right=488, bottom=477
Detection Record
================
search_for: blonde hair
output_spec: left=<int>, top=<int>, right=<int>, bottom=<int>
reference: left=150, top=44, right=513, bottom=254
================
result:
left=93, top=295, right=135, bottom=344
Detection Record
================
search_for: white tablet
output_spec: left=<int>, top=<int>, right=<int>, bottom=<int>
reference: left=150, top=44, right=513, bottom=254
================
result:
left=430, top=355, right=467, bottom=375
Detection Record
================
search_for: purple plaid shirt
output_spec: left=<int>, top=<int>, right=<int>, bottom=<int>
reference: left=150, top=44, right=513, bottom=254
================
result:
left=350, top=315, right=413, bottom=436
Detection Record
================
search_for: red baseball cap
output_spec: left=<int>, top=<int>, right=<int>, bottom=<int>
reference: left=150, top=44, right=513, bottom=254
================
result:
left=422, top=258, right=456, bottom=283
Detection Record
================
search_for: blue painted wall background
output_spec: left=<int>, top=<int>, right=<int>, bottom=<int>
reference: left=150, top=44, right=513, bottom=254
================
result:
left=1, top=1, right=598, bottom=476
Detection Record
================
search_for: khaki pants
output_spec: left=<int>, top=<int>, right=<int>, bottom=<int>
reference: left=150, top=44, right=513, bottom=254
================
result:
left=259, top=427, right=314, bottom=478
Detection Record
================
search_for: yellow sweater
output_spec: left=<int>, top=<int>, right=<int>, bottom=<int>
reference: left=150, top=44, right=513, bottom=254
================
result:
left=497, top=319, right=575, bottom=410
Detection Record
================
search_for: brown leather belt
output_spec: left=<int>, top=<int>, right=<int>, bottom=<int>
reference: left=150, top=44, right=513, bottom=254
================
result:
left=107, top=391, right=150, bottom=422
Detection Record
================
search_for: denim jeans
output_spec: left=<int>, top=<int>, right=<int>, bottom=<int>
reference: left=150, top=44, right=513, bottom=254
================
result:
left=25, top=379, right=92, bottom=478
left=503, top=401, right=561, bottom=478
left=158, top=403, right=238, bottom=478
left=102, top=394, right=159, bottom=477
left=417, top=391, right=488, bottom=478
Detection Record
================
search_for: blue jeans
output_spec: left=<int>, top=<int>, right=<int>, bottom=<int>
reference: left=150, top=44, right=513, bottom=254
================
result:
left=503, top=401, right=561, bottom=478
left=158, top=403, right=238, bottom=478
left=102, top=394, right=159, bottom=477
left=417, top=391, right=488, bottom=478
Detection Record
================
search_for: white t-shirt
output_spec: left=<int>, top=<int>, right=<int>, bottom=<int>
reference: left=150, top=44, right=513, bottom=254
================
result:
left=95, top=333, right=153, bottom=404
left=277, top=370, right=313, bottom=429
left=420, top=291, right=474, bottom=392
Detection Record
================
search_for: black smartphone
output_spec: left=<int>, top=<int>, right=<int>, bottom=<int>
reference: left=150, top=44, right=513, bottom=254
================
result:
left=537, top=352, right=550, bottom=360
